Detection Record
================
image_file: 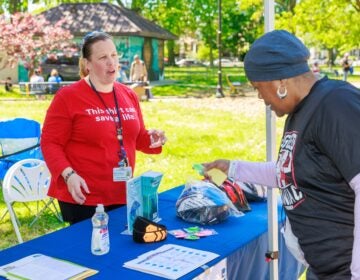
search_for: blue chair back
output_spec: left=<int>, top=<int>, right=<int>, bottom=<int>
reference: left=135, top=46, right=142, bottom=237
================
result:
left=0, top=118, right=43, bottom=180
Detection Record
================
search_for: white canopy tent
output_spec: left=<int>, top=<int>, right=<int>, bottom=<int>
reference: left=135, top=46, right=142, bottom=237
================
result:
left=264, top=1, right=279, bottom=280
left=217, top=0, right=280, bottom=277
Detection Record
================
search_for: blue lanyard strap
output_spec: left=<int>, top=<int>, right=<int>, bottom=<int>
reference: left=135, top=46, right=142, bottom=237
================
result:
left=88, top=78, right=128, bottom=167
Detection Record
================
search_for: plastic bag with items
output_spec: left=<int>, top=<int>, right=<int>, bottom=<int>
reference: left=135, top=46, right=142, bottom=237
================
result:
left=176, top=180, right=243, bottom=225
left=218, top=179, right=251, bottom=212
left=235, top=181, right=267, bottom=202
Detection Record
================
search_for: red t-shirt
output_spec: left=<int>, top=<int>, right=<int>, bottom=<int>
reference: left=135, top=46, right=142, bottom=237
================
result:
left=41, top=80, right=161, bottom=205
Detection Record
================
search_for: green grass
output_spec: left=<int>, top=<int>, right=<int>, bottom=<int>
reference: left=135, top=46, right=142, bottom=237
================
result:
left=0, top=95, right=284, bottom=249
left=0, top=65, right=358, bottom=250
left=152, top=66, right=249, bottom=97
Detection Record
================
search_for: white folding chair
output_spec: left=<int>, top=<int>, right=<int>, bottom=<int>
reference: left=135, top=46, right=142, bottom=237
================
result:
left=2, top=159, right=63, bottom=243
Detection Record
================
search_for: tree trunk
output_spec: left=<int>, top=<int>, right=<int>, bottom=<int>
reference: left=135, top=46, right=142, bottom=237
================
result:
left=327, top=48, right=337, bottom=68
left=167, top=40, right=176, bottom=66
left=209, top=42, right=214, bottom=67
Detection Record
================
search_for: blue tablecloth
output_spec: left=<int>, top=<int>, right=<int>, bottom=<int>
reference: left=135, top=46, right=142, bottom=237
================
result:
left=0, top=186, right=303, bottom=279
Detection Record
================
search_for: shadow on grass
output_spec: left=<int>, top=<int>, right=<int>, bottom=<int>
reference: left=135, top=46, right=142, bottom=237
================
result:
left=0, top=201, right=66, bottom=249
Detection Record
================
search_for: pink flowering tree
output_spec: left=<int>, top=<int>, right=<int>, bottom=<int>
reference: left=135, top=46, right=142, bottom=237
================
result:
left=0, top=12, right=73, bottom=74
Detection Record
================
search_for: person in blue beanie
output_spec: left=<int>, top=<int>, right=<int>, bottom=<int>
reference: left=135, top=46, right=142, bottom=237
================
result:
left=202, top=30, right=360, bottom=280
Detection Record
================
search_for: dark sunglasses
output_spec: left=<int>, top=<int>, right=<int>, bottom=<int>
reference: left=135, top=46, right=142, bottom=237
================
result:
left=82, top=31, right=109, bottom=42
left=81, top=31, right=112, bottom=57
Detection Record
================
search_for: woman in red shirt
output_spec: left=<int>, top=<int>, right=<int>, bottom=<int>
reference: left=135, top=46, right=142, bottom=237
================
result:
left=41, top=31, right=167, bottom=224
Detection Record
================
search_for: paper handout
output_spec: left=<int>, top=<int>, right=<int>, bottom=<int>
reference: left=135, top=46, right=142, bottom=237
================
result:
left=0, top=254, right=97, bottom=280
left=123, top=244, right=219, bottom=279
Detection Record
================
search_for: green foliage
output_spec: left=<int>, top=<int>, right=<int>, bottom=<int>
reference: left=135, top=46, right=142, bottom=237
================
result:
left=0, top=0, right=29, bottom=13
left=0, top=66, right=275, bottom=249
left=190, top=0, right=218, bottom=50
left=0, top=94, right=279, bottom=249
left=222, top=0, right=260, bottom=58
left=2, top=0, right=358, bottom=71
left=197, top=44, right=218, bottom=62
left=1, top=62, right=359, bottom=252
left=277, top=0, right=360, bottom=63
left=137, top=0, right=190, bottom=63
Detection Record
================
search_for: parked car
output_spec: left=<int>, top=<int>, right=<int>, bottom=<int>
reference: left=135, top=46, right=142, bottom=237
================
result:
left=41, top=52, right=80, bottom=81
left=212, top=59, right=243, bottom=67
left=175, top=59, right=205, bottom=67
left=352, top=60, right=360, bottom=67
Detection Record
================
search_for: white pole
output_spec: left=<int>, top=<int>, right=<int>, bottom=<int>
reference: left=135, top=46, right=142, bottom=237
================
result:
left=264, top=1, right=278, bottom=280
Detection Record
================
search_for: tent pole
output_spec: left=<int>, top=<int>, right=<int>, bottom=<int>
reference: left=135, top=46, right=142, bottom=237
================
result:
left=216, top=0, right=225, bottom=98
left=264, top=1, right=279, bottom=280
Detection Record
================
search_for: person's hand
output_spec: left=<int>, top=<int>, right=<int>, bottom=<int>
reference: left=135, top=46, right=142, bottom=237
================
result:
left=202, top=159, right=230, bottom=179
left=149, top=129, right=167, bottom=148
left=66, top=173, right=90, bottom=205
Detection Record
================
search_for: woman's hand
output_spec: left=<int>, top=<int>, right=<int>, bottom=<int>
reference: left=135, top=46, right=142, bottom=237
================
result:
left=62, top=168, right=90, bottom=204
left=202, top=159, right=231, bottom=178
left=66, top=173, right=90, bottom=204
left=149, top=129, right=167, bottom=148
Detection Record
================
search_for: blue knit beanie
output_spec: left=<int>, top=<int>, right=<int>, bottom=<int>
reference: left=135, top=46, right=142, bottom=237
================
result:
left=244, top=30, right=310, bottom=82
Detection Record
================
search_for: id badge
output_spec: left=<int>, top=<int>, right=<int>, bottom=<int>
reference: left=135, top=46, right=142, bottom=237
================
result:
left=113, top=166, right=132, bottom=182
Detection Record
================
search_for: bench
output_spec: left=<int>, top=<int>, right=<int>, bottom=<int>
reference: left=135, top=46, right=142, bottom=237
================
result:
left=123, top=81, right=151, bottom=101
left=19, top=82, right=74, bottom=95
left=226, top=74, right=245, bottom=96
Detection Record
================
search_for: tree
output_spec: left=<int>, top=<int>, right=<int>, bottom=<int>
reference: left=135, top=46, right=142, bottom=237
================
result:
left=239, top=0, right=359, bottom=66
left=190, top=0, right=217, bottom=65
left=277, top=0, right=360, bottom=66
left=130, top=0, right=148, bottom=13
left=0, top=0, right=110, bottom=14
left=0, top=12, right=73, bottom=73
left=222, top=0, right=260, bottom=60
left=0, top=0, right=29, bottom=14
left=135, top=0, right=189, bottom=65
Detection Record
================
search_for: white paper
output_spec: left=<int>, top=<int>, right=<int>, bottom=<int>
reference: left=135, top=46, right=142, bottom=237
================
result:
left=0, top=254, right=95, bottom=280
left=123, top=244, right=219, bottom=279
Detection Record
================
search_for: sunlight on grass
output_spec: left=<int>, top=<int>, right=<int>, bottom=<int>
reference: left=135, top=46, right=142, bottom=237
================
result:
left=0, top=96, right=286, bottom=249
left=0, top=68, right=358, bottom=280
left=0, top=201, right=66, bottom=248
left=0, top=66, right=293, bottom=251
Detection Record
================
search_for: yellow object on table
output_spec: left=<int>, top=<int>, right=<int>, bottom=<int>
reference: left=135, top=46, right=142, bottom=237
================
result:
left=207, top=168, right=227, bottom=186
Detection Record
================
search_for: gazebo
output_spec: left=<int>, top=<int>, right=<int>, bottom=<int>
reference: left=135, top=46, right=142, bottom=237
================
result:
left=40, top=3, right=177, bottom=81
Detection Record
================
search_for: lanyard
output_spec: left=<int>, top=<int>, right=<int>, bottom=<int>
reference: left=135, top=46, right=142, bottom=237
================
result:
left=88, top=78, right=128, bottom=167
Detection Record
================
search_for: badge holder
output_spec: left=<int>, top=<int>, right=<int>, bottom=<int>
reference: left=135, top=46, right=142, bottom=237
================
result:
left=113, top=159, right=132, bottom=182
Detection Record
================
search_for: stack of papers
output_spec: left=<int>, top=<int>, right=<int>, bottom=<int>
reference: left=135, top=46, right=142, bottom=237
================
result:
left=0, top=254, right=98, bottom=280
left=123, top=244, right=219, bottom=279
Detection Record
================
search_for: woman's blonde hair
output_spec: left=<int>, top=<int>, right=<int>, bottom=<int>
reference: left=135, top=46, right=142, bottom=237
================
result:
left=78, top=57, right=89, bottom=78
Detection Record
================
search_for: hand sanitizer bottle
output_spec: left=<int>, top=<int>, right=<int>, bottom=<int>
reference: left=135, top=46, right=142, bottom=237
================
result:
left=91, top=204, right=110, bottom=255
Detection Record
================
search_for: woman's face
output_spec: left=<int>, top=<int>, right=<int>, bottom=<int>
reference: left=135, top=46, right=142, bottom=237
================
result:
left=252, top=80, right=288, bottom=117
left=85, top=39, right=119, bottom=86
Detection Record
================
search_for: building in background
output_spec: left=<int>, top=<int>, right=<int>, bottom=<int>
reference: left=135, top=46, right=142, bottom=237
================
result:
left=14, top=3, right=177, bottom=82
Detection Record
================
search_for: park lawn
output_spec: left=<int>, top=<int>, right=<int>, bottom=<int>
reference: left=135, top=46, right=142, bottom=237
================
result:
left=0, top=94, right=285, bottom=249
left=152, top=66, right=250, bottom=97
left=1, top=65, right=358, bottom=249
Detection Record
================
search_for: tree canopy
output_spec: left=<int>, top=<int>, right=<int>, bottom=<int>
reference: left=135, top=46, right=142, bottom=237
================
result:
left=0, top=12, right=72, bottom=71
left=0, top=0, right=359, bottom=65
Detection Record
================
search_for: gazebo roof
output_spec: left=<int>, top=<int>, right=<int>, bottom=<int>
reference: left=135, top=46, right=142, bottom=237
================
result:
left=41, top=3, right=178, bottom=40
